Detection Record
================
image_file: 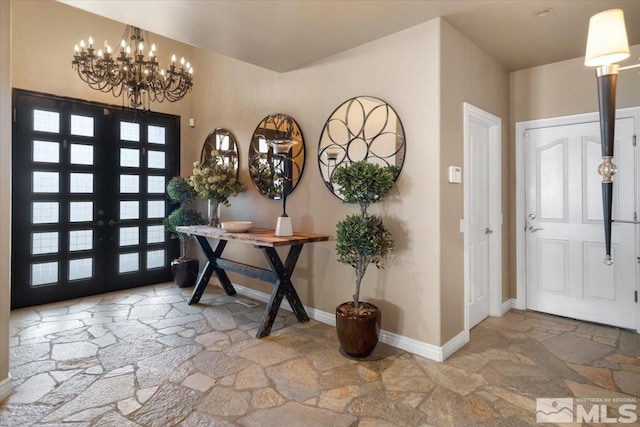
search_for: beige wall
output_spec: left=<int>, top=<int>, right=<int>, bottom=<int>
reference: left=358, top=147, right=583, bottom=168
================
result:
left=191, top=19, right=444, bottom=345
left=509, top=43, right=640, bottom=298
left=1, top=0, right=12, bottom=398
left=439, top=20, right=510, bottom=342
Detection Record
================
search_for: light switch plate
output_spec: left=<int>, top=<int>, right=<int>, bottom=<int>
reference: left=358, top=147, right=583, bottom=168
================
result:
left=448, top=166, right=462, bottom=183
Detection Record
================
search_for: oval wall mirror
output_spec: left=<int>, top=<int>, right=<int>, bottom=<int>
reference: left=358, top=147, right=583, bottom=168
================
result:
left=200, top=128, right=239, bottom=175
left=317, top=96, right=406, bottom=200
left=249, top=113, right=305, bottom=199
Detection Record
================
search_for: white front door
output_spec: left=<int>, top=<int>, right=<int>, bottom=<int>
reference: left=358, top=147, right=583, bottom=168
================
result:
left=465, top=104, right=501, bottom=329
left=525, top=117, right=637, bottom=329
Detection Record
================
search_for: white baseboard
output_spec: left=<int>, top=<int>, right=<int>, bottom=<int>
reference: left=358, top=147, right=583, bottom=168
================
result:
left=0, top=376, right=12, bottom=402
left=232, top=284, right=464, bottom=362
left=501, top=298, right=515, bottom=315
left=513, top=297, right=526, bottom=310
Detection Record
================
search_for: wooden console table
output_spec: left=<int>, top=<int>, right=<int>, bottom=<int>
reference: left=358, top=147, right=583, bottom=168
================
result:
left=175, top=225, right=329, bottom=338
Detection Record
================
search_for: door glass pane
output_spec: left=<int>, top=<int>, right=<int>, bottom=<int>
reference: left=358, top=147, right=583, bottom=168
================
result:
left=33, top=171, right=59, bottom=193
left=148, top=176, right=165, bottom=194
left=147, top=201, right=165, bottom=218
left=119, top=227, right=139, bottom=246
left=69, top=201, right=93, bottom=222
left=70, top=144, right=94, bottom=165
left=70, top=173, right=93, bottom=193
left=33, top=110, right=60, bottom=133
left=32, top=232, right=59, bottom=255
left=147, top=151, right=165, bottom=169
left=70, top=115, right=94, bottom=137
left=147, top=250, right=164, bottom=269
left=33, top=202, right=59, bottom=224
left=148, top=125, right=165, bottom=144
left=119, top=253, right=139, bottom=273
left=69, top=258, right=93, bottom=280
left=69, top=230, right=93, bottom=251
left=120, top=175, right=139, bottom=193
left=32, top=262, right=58, bottom=286
left=120, top=148, right=140, bottom=168
left=147, top=225, right=165, bottom=243
left=33, top=140, right=59, bottom=163
left=120, top=201, right=139, bottom=220
left=121, top=122, right=140, bottom=142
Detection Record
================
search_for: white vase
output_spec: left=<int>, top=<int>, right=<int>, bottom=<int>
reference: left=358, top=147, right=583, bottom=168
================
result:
left=208, top=200, right=221, bottom=227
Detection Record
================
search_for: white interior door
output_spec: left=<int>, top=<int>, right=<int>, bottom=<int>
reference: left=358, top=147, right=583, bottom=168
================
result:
left=525, top=117, right=637, bottom=329
left=466, top=105, right=501, bottom=329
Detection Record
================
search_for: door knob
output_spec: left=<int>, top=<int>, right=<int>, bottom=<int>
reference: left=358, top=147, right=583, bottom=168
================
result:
left=108, top=219, right=122, bottom=226
left=485, top=227, right=493, bottom=235
left=95, top=220, right=104, bottom=226
left=528, top=214, right=536, bottom=220
left=528, top=226, right=543, bottom=233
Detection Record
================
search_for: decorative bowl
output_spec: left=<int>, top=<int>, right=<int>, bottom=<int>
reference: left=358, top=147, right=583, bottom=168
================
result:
left=221, top=221, right=252, bottom=233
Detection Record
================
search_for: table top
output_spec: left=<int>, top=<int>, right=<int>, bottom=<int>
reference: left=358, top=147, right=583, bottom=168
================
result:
left=175, top=225, right=330, bottom=247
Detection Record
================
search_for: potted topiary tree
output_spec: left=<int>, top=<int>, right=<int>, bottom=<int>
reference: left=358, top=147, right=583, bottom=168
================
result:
left=333, top=161, right=396, bottom=357
left=165, top=176, right=206, bottom=287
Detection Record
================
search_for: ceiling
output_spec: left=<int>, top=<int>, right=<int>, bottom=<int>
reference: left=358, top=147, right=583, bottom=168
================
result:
left=59, top=0, right=640, bottom=73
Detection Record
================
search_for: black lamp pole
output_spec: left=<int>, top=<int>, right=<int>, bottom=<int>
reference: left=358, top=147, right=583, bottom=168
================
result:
left=595, top=65, right=619, bottom=265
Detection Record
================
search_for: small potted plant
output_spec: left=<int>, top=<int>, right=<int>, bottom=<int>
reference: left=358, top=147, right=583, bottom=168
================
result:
left=333, top=161, right=397, bottom=357
left=165, top=176, right=206, bottom=287
left=189, top=150, right=245, bottom=227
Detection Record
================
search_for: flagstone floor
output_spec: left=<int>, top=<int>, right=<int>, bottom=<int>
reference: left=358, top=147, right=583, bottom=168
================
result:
left=1, top=282, right=639, bottom=426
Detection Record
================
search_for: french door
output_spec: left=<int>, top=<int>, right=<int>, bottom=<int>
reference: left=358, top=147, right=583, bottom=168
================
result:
left=11, top=90, right=179, bottom=309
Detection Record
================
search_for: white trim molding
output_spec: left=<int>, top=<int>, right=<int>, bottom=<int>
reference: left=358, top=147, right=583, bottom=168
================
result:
left=0, top=376, right=12, bottom=402
left=501, top=298, right=515, bottom=315
left=463, top=103, right=503, bottom=336
left=233, top=284, right=466, bottom=362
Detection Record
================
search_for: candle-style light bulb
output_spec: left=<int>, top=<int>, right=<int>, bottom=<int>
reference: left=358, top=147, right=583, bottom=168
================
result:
left=88, top=37, right=94, bottom=46
left=80, top=40, right=85, bottom=48
left=186, top=61, right=191, bottom=69
left=189, top=67, right=194, bottom=74
left=120, top=39, right=126, bottom=49
left=97, top=49, right=103, bottom=58
left=126, top=46, right=131, bottom=55
left=74, top=44, right=80, bottom=52
left=138, top=42, right=144, bottom=52
left=151, top=43, right=156, bottom=52
left=171, top=54, right=176, bottom=63
left=180, top=57, right=185, bottom=65
left=106, top=45, right=112, bottom=54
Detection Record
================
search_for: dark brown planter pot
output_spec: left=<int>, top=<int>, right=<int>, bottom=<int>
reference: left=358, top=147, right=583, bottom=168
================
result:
left=335, top=301, right=381, bottom=357
left=171, top=258, right=199, bottom=288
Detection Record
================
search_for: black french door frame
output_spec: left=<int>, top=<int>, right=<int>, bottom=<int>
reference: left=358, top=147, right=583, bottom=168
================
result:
left=11, top=89, right=180, bottom=309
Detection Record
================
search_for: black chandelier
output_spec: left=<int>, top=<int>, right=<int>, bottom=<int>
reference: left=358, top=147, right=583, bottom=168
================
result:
left=72, top=25, right=193, bottom=109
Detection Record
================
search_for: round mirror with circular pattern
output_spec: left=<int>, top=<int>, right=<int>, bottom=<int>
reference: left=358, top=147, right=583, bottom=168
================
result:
left=200, top=128, right=239, bottom=176
left=318, top=96, right=406, bottom=200
left=249, top=113, right=305, bottom=199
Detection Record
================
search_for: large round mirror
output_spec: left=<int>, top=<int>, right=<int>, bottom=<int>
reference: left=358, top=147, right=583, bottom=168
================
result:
left=249, top=113, right=305, bottom=199
left=318, top=96, right=405, bottom=200
left=200, top=128, right=239, bottom=175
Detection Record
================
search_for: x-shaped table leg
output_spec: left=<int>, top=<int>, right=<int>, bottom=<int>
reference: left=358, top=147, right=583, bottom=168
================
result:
left=256, top=244, right=309, bottom=338
left=189, top=235, right=236, bottom=305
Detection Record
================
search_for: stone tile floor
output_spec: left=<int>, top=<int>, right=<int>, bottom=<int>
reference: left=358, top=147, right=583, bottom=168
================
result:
left=1, top=282, right=639, bottom=426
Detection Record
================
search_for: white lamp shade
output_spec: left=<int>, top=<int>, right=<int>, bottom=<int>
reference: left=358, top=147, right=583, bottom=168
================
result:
left=585, top=9, right=630, bottom=66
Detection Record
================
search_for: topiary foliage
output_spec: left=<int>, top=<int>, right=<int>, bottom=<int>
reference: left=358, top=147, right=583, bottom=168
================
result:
left=167, top=176, right=197, bottom=206
left=332, top=161, right=395, bottom=215
left=164, top=208, right=205, bottom=260
left=333, top=160, right=398, bottom=308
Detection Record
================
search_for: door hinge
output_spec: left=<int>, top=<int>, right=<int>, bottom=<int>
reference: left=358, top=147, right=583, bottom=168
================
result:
left=633, top=135, right=637, bottom=147
left=634, top=212, right=638, bottom=222
left=13, top=108, right=16, bottom=123
left=635, top=290, right=638, bottom=303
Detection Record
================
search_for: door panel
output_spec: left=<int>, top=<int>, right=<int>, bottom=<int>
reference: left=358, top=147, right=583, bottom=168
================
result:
left=468, top=119, right=491, bottom=328
left=12, top=90, right=179, bottom=308
left=525, top=118, right=636, bottom=329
